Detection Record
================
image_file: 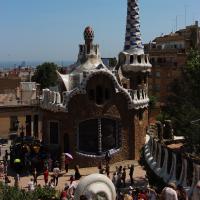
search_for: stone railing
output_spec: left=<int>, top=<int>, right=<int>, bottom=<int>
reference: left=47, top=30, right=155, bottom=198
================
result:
left=127, top=88, right=149, bottom=108
left=144, top=134, right=200, bottom=199
left=40, top=89, right=66, bottom=112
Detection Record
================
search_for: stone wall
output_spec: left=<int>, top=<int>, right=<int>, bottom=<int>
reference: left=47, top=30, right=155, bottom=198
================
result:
left=144, top=135, right=200, bottom=199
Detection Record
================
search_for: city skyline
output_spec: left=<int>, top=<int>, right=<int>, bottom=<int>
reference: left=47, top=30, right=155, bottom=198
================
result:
left=0, top=0, right=200, bottom=62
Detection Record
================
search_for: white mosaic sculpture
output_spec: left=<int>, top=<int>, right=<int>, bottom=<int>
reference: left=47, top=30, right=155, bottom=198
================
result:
left=74, top=174, right=116, bottom=200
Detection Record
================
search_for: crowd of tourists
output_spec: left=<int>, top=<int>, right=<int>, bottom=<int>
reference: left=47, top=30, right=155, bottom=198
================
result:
left=0, top=149, right=198, bottom=200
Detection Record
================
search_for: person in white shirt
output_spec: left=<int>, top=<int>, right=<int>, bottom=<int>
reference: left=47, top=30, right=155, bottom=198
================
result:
left=53, top=166, right=60, bottom=186
left=28, top=178, right=35, bottom=191
left=161, top=182, right=178, bottom=200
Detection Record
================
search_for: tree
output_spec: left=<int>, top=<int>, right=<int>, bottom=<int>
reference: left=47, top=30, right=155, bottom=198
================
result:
left=32, top=62, right=58, bottom=89
left=161, top=49, right=200, bottom=148
left=148, top=95, right=157, bottom=123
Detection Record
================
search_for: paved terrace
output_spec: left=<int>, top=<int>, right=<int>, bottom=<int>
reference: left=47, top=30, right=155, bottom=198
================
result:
left=1, top=160, right=148, bottom=192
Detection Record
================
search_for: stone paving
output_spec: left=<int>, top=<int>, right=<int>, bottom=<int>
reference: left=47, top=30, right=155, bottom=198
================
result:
left=1, top=160, right=148, bottom=192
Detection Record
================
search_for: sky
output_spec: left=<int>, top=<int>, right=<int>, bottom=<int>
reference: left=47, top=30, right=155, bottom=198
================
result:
left=0, top=0, right=200, bottom=63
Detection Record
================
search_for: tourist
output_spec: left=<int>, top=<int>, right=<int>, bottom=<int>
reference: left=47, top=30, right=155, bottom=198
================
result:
left=176, top=185, right=188, bottom=200
left=116, top=172, right=122, bottom=189
left=53, top=164, right=60, bottom=186
left=4, top=150, right=9, bottom=162
left=14, top=158, right=21, bottom=174
left=69, top=175, right=77, bottom=198
left=146, top=187, right=157, bottom=200
left=48, top=155, right=53, bottom=172
left=65, top=157, right=70, bottom=173
left=3, top=160, right=8, bottom=175
left=118, top=166, right=123, bottom=175
left=0, top=161, right=4, bottom=178
left=74, top=165, right=81, bottom=180
left=4, top=175, right=10, bottom=186
left=105, top=151, right=111, bottom=165
left=105, top=163, right=110, bottom=178
left=28, top=178, right=35, bottom=191
left=32, top=168, right=38, bottom=185
left=112, top=172, right=118, bottom=186
left=122, top=167, right=126, bottom=187
left=60, top=186, right=69, bottom=200
left=124, top=193, right=133, bottom=200
left=138, top=189, right=148, bottom=200
left=44, top=159, right=49, bottom=171
left=48, top=178, right=55, bottom=188
left=128, top=164, right=134, bottom=185
left=161, top=182, right=178, bottom=200
left=14, top=173, right=20, bottom=188
left=98, top=161, right=104, bottom=174
left=43, top=168, right=49, bottom=186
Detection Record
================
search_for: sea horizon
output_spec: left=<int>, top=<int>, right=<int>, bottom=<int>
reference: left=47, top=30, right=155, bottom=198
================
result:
left=0, top=60, right=74, bottom=69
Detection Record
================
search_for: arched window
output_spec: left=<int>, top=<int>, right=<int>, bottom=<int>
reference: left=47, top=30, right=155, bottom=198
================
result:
left=96, top=85, right=103, bottom=105
left=78, top=118, right=121, bottom=155
left=105, top=88, right=110, bottom=100
left=79, top=119, right=99, bottom=153
left=89, top=89, right=95, bottom=100
left=130, top=55, right=134, bottom=63
left=137, top=55, right=141, bottom=63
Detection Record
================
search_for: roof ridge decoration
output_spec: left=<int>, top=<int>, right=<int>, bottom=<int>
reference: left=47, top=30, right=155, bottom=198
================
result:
left=124, top=0, right=143, bottom=53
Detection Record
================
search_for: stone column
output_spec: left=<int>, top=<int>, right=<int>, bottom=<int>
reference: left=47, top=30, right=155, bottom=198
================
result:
left=98, top=119, right=102, bottom=154
left=31, top=115, right=34, bottom=137
left=59, top=121, right=65, bottom=171
left=150, top=137, right=154, bottom=156
left=181, top=158, right=188, bottom=187
left=190, top=164, right=200, bottom=193
left=38, top=114, right=42, bottom=141
left=157, top=143, right=162, bottom=168
left=160, top=148, right=168, bottom=180
left=153, top=141, right=157, bottom=161
left=178, top=158, right=185, bottom=186
left=150, top=140, right=158, bottom=170
left=168, top=153, right=177, bottom=183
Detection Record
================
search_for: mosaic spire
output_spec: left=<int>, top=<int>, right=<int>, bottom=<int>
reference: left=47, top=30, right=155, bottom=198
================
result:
left=124, top=0, right=143, bottom=52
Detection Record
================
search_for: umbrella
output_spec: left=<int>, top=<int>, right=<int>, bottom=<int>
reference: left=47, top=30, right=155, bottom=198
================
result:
left=64, top=153, right=73, bottom=160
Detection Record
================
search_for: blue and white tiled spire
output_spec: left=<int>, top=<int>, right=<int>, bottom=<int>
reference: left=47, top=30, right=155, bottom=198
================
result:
left=124, top=0, right=143, bottom=52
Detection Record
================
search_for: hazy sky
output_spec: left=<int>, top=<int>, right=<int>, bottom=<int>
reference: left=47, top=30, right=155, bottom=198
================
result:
left=0, top=0, right=200, bottom=62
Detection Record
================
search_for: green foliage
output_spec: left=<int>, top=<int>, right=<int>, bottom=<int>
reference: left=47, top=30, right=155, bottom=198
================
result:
left=162, top=49, right=200, bottom=145
left=149, top=95, right=157, bottom=110
left=0, top=183, right=59, bottom=200
left=109, top=57, right=117, bottom=68
left=32, top=62, right=58, bottom=89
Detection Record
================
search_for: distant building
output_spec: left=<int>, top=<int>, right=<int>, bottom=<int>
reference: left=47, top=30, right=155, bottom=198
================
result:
left=0, top=66, right=34, bottom=82
left=145, top=21, right=200, bottom=107
left=0, top=82, right=41, bottom=139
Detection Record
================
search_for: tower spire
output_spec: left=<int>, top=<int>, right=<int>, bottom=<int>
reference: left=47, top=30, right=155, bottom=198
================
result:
left=124, top=0, right=143, bottom=52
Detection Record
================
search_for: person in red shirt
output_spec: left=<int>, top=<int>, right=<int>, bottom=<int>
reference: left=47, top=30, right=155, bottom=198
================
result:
left=43, top=168, right=49, bottom=186
left=60, top=185, right=70, bottom=200
left=60, top=189, right=68, bottom=200
left=138, top=189, right=148, bottom=200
